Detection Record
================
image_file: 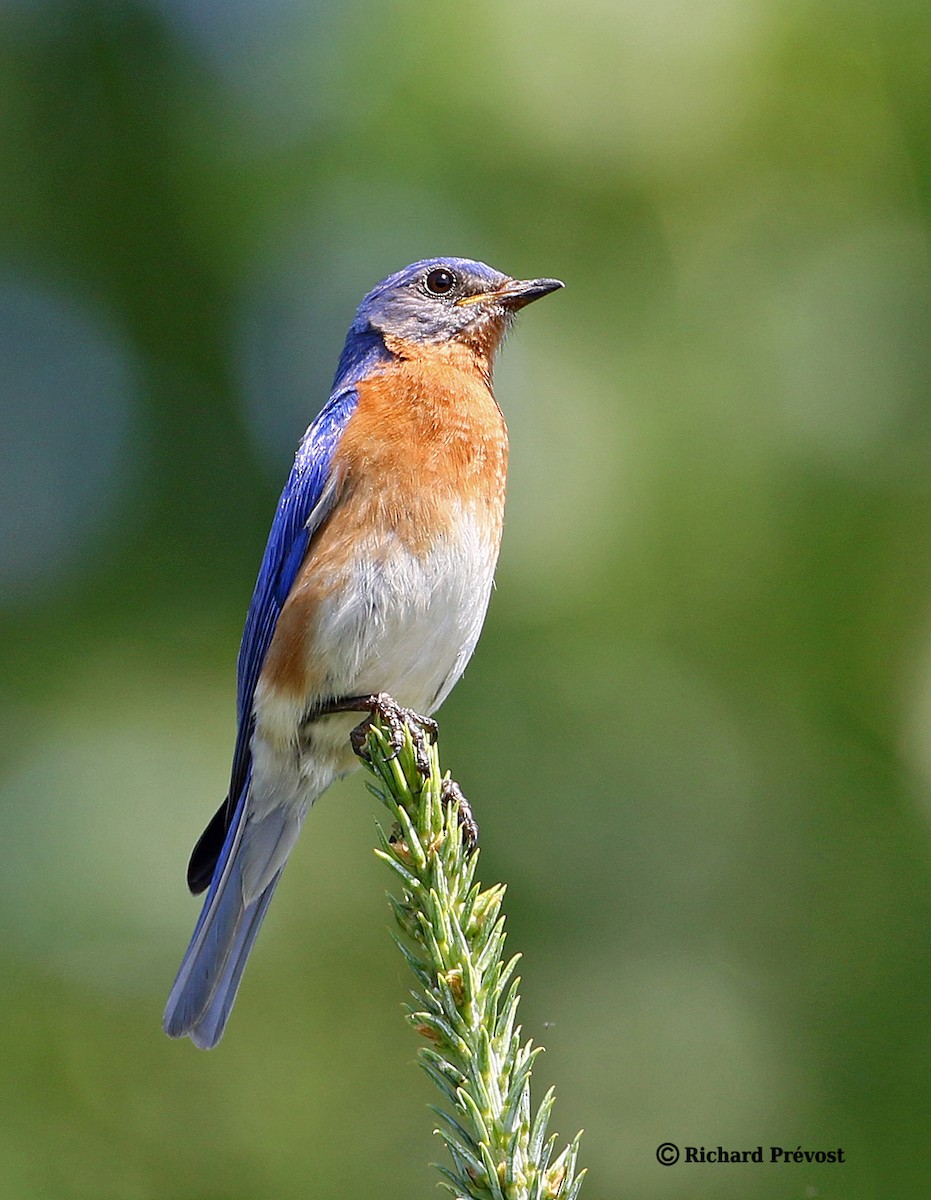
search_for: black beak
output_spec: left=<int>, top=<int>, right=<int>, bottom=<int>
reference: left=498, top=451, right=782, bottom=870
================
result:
left=496, top=277, right=565, bottom=310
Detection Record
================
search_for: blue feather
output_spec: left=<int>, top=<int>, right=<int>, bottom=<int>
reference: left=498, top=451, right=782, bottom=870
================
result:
left=167, top=386, right=362, bottom=1041
left=163, top=771, right=293, bottom=1048
left=227, top=385, right=360, bottom=815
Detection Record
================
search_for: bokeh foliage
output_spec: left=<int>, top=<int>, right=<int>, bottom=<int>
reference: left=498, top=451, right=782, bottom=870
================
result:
left=1, top=1, right=931, bottom=1196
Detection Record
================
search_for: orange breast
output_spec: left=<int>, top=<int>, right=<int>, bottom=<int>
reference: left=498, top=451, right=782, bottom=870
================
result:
left=334, top=338, right=509, bottom=550
left=258, top=341, right=509, bottom=704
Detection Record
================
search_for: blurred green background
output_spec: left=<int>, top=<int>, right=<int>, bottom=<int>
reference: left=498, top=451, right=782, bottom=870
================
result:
left=1, top=1, right=930, bottom=1196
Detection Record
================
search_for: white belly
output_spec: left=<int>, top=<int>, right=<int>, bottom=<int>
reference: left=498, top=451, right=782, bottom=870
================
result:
left=250, top=511, right=500, bottom=811
left=315, top=513, right=498, bottom=713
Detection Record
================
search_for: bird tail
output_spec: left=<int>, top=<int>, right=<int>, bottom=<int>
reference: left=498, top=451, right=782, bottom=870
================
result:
left=163, top=795, right=303, bottom=1049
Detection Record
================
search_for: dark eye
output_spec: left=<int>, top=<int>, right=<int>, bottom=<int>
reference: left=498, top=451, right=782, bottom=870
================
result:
left=423, top=267, right=457, bottom=296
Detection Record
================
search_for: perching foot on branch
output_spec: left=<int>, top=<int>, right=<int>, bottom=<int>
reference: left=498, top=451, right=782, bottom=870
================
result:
left=327, top=691, right=438, bottom=776
left=442, top=777, right=479, bottom=851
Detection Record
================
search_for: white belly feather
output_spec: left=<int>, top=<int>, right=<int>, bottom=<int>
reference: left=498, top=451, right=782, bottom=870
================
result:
left=250, top=508, right=499, bottom=815
left=317, top=512, right=498, bottom=714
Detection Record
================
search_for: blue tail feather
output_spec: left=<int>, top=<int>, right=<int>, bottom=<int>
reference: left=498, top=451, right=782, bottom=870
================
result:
left=174, top=872, right=282, bottom=1050
left=164, top=792, right=300, bottom=1049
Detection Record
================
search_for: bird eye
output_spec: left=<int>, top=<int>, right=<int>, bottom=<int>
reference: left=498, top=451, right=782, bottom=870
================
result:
left=423, top=268, right=457, bottom=296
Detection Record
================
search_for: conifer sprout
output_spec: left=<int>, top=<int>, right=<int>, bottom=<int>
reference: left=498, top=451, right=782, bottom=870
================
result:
left=359, top=717, right=586, bottom=1200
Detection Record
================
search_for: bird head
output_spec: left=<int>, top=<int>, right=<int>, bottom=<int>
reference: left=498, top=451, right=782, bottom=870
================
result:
left=353, top=257, right=563, bottom=360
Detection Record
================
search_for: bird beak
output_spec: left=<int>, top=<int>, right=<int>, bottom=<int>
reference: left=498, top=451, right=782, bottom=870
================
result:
left=455, top=277, right=565, bottom=309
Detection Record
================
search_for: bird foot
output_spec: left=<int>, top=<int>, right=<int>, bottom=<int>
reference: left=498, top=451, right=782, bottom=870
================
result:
left=321, top=692, right=477, bottom=849
left=442, top=778, right=479, bottom=852
left=325, top=692, right=438, bottom=776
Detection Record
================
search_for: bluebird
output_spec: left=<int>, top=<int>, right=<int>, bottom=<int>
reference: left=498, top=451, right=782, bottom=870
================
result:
left=163, top=257, right=563, bottom=1048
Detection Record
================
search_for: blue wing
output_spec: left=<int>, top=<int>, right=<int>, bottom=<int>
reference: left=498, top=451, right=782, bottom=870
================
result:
left=166, top=322, right=390, bottom=1045
left=186, top=385, right=359, bottom=893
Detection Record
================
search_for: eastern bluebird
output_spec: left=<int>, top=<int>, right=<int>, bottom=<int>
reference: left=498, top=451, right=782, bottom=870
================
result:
left=163, top=257, right=563, bottom=1048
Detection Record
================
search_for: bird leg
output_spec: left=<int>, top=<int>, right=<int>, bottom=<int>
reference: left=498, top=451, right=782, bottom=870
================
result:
left=320, top=692, right=477, bottom=849
left=320, top=691, right=438, bottom=776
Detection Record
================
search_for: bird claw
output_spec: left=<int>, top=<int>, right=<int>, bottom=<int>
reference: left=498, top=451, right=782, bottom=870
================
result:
left=339, top=692, right=437, bottom=776
left=322, top=695, right=474, bottom=845
left=441, top=778, right=479, bottom=852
